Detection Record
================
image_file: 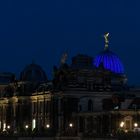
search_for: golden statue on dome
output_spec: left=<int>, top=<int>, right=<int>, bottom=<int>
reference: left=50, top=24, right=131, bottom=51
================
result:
left=104, top=33, right=109, bottom=50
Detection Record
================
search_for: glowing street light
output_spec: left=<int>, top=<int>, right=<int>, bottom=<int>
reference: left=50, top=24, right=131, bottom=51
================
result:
left=134, top=123, right=138, bottom=127
left=7, top=125, right=10, bottom=129
left=25, top=125, right=29, bottom=129
left=120, top=121, right=124, bottom=128
left=32, top=119, right=36, bottom=130
left=46, top=124, right=50, bottom=128
left=69, top=123, right=73, bottom=128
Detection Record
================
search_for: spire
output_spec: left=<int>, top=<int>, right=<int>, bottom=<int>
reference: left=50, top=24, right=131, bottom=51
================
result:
left=104, top=33, right=109, bottom=50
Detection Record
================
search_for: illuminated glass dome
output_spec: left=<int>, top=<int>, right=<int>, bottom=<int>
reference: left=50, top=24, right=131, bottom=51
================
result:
left=94, top=49, right=124, bottom=74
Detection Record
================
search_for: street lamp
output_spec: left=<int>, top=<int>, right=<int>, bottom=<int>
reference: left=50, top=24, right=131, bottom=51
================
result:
left=7, top=125, right=10, bottom=129
left=25, top=125, right=29, bottom=129
left=69, top=123, right=73, bottom=128
left=46, top=124, right=50, bottom=128
left=134, top=123, right=138, bottom=128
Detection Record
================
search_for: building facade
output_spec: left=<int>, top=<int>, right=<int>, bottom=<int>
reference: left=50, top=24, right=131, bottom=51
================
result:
left=0, top=46, right=140, bottom=137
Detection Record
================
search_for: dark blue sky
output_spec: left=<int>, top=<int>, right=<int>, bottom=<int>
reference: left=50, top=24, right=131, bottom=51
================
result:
left=0, top=0, right=140, bottom=85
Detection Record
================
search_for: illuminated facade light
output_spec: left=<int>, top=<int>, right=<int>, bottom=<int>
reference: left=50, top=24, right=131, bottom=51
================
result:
left=32, top=119, right=36, bottom=130
left=69, top=123, right=73, bottom=128
left=134, top=123, right=138, bottom=127
left=125, top=130, right=128, bottom=133
left=0, top=121, right=1, bottom=129
left=46, top=124, right=50, bottom=128
left=3, top=123, right=6, bottom=131
left=120, top=121, right=124, bottom=128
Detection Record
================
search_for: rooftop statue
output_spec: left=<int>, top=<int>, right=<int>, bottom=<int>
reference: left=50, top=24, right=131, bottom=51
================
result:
left=104, top=33, right=109, bottom=49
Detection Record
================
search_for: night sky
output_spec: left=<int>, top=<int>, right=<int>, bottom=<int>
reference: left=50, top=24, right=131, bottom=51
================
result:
left=0, top=0, right=140, bottom=85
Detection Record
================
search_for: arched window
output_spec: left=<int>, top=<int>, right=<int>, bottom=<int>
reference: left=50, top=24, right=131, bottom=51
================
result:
left=88, top=99, right=93, bottom=111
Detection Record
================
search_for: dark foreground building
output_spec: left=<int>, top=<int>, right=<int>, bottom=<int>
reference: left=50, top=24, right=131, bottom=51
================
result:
left=0, top=40, right=140, bottom=139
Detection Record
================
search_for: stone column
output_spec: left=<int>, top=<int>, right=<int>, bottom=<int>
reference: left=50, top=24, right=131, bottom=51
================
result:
left=36, top=98, right=39, bottom=130
left=77, top=116, right=82, bottom=136
left=57, top=97, right=63, bottom=136
left=2, top=105, right=6, bottom=131
left=109, top=114, right=112, bottom=134
left=77, top=116, right=80, bottom=134
left=100, top=115, right=103, bottom=136
left=43, top=97, right=46, bottom=126
left=84, top=116, right=88, bottom=133
left=13, top=103, right=16, bottom=132
left=93, top=116, right=96, bottom=135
